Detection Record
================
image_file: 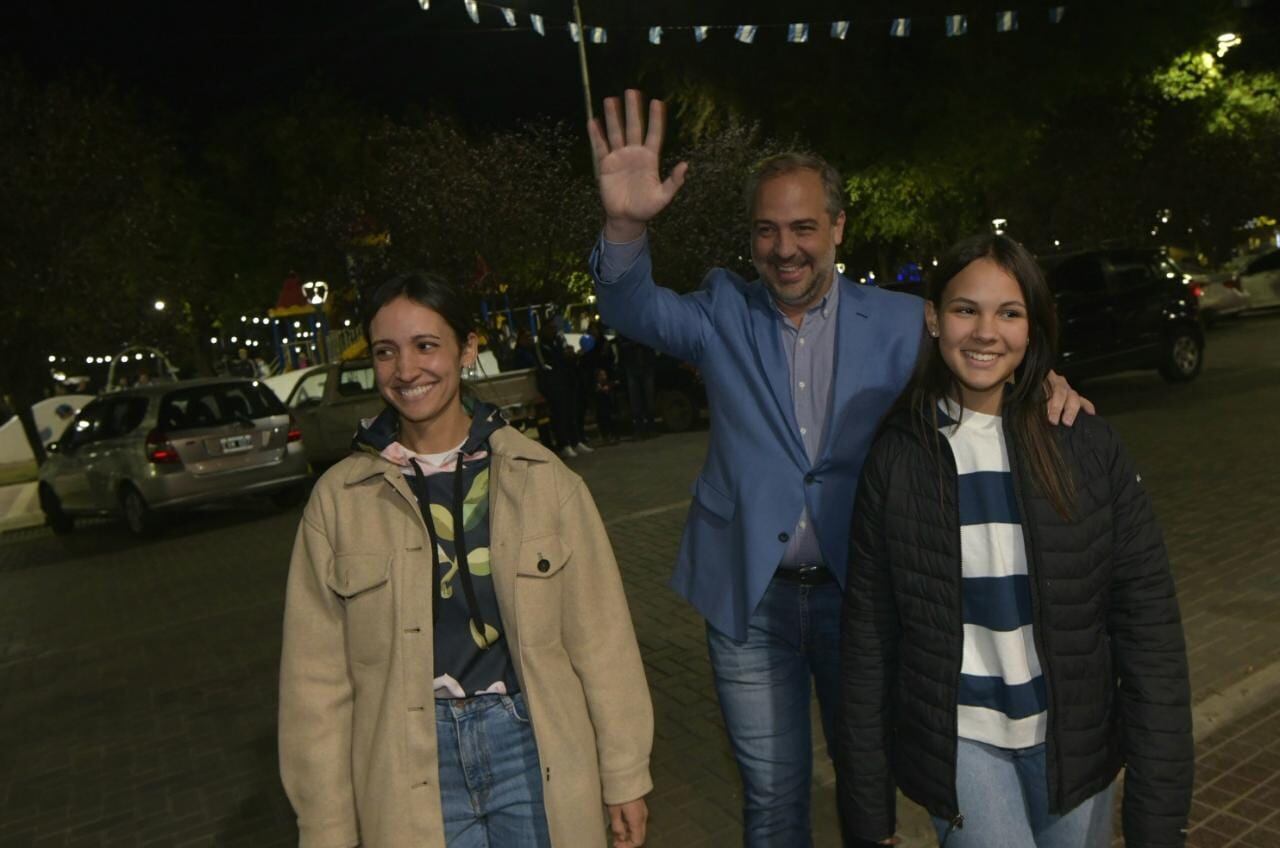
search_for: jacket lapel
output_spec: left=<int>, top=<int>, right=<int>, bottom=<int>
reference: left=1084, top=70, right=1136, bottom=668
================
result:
left=748, top=285, right=808, bottom=463
left=819, top=276, right=873, bottom=465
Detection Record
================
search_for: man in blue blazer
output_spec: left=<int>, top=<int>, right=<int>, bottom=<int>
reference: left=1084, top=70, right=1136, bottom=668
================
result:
left=587, top=90, right=1086, bottom=846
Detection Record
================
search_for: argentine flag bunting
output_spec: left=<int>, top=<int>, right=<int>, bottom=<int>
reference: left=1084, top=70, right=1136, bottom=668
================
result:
left=735, top=25, right=757, bottom=44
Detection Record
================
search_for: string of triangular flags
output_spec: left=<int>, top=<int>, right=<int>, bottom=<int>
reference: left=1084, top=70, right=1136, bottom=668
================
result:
left=415, top=1, right=1068, bottom=43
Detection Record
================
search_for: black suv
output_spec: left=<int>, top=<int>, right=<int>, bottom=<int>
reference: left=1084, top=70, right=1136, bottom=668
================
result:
left=1041, top=248, right=1204, bottom=383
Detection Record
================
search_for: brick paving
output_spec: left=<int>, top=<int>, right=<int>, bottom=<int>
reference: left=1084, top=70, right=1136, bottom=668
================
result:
left=0, top=312, right=1277, bottom=847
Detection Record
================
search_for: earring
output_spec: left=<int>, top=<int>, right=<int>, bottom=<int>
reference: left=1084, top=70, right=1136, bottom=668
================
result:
left=929, top=328, right=939, bottom=338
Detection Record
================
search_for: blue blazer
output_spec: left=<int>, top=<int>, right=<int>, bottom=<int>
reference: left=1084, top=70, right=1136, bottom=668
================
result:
left=592, top=245, right=924, bottom=640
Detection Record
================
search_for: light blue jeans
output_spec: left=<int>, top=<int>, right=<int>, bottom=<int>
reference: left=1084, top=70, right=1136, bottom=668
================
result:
left=932, top=738, right=1116, bottom=848
left=705, top=575, right=844, bottom=848
left=435, top=693, right=551, bottom=847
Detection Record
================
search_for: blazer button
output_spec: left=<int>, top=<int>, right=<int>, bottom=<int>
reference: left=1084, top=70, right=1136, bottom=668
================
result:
left=804, top=473, right=816, bottom=484
left=778, top=532, right=790, bottom=543
left=537, top=558, right=551, bottom=573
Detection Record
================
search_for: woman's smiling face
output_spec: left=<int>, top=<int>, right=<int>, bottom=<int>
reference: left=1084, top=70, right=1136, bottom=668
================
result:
left=369, top=295, right=476, bottom=428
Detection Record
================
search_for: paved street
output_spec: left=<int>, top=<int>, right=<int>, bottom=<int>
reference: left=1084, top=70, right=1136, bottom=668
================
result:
left=2, top=312, right=1278, bottom=847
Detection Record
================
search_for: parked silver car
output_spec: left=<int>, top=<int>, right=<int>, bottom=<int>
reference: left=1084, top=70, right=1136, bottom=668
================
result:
left=281, top=359, right=386, bottom=469
left=38, top=378, right=310, bottom=536
left=1234, top=248, right=1280, bottom=311
left=1171, top=258, right=1251, bottom=324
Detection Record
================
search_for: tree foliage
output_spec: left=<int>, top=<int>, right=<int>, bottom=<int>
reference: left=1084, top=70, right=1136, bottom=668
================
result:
left=0, top=66, right=190, bottom=405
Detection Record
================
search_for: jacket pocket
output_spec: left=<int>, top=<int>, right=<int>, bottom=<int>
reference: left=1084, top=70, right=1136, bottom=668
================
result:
left=327, top=553, right=394, bottom=666
left=515, top=536, right=572, bottom=647
left=692, top=474, right=736, bottom=523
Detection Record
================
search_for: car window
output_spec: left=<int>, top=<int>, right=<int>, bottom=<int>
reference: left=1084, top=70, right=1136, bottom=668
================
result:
left=1109, top=264, right=1150, bottom=292
left=1047, top=255, right=1106, bottom=295
left=290, top=370, right=329, bottom=408
left=98, top=397, right=150, bottom=439
left=61, top=401, right=106, bottom=450
left=160, top=382, right=287, bottom=432
left=336, top=364, right=377, bottom=397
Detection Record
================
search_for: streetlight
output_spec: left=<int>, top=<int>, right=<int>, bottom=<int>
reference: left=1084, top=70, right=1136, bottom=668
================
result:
left=154, top=300, right=166, bottom=311
left=992, top=217, right=1008, bottom=235
left=1217, top=32, right=1242, bottom=58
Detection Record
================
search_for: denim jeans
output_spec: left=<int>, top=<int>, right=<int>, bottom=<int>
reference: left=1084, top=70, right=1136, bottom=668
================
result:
left=705, top=574, right=844, bottom=848
left=435, top=693, right=551, bottom=848
left=932, top=738, right=1116, bottom=848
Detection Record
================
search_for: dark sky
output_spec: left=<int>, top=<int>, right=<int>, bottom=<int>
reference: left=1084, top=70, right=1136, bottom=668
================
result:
left=3, top=0, right=1276, bottom=137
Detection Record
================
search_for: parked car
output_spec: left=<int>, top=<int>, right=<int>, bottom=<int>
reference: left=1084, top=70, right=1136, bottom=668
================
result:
left=39, top=378, right=310, bottom=536
left=1171, top=257, right=1251, bottom=324
left=649, top=353, right=707, bottom=432
left=281, top=359, right=385, bottom=469
left=1041, top=248, right=1205, bottom=382
left=1232, top=248, right=1280, bottom=311
left=281, top=357, right=546, bottom=468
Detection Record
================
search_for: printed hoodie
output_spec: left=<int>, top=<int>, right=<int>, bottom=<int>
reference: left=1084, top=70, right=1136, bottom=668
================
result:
left=353, top=403, right=518, bottom=697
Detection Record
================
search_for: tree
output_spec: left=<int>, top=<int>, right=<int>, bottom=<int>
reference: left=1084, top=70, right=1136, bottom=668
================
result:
left=0, top=65, right=190, bottom=460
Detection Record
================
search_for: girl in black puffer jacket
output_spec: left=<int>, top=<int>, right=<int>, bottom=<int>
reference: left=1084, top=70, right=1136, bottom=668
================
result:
left=837, top=235, right=1192, bottom=848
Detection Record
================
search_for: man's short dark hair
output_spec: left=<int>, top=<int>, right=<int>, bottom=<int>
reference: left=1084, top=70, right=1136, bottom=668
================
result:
left=744, top=152, right=845, bottom=223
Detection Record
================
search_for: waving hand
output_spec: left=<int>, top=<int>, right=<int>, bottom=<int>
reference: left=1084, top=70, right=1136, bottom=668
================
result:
left=588, top=89, right=688, bottom=243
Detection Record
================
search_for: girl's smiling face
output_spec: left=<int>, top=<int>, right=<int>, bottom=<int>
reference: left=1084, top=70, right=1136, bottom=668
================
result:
left=369, top=295, right=476, bottom=430
left=927, top=256, right=1030, bottom=415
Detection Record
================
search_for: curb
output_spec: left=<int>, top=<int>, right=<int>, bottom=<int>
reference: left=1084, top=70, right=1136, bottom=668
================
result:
left=1191, top=658, right=1280, bottom=743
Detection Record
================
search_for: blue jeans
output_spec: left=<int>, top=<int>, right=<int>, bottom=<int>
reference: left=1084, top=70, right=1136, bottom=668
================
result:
left=435, top=693, right=551, bottom=848
left=932, top=738, right=1116, bottom=848
left=705, top=574, right=844, bottom=848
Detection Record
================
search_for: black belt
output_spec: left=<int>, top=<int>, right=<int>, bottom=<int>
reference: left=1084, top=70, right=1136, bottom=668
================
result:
left=774, top=563, right=834, bottom=585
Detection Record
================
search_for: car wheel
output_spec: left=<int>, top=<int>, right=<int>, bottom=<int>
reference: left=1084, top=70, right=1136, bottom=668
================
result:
left=120, top=485, right=154, bottom=537
left=1160, top=332, right=1204, bottom=382
left=656, top=388, right=696, bottom=432
left=39, top=484, right=74, bottom=535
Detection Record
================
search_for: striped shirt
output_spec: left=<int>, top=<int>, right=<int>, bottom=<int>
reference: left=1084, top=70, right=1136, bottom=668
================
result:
left=940, top=402, right=1047, bottom=749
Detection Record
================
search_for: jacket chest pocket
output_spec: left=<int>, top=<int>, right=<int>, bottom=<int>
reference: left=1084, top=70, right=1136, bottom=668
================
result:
left=327, top=553, right=394, bottom=667
left=514, top=536, right=571, bottom=648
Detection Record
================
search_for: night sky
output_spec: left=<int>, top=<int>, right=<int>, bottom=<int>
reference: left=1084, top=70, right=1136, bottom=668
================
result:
left=3, top=0, right=1278, bottom=165
left=9, top=1, right=1275, bottom=136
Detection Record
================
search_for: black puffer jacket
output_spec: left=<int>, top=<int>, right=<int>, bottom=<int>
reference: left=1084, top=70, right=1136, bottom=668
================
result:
left=836, top=409, right=1192, bottom=847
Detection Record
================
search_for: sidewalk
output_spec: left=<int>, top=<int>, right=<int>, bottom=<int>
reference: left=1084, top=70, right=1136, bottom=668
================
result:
left=1185, top=696, right=1280, bottom=847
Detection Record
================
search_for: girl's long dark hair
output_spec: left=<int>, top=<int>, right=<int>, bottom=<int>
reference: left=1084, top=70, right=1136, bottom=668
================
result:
left=895, top=234, right=1075, bottom=518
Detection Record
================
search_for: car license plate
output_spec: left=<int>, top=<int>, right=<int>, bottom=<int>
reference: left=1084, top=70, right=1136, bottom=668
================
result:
left=220, top=434, right=254, bottom=453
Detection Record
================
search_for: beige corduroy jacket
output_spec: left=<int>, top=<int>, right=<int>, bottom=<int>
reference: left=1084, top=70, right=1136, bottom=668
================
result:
left=279, top=426, right=653, bottom=848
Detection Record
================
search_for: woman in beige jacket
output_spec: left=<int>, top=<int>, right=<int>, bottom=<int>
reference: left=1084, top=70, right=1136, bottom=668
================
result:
left=279, top=272, right=653, bottom=848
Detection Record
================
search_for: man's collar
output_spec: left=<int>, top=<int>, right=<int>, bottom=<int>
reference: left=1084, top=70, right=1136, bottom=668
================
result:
left=770, top=275, right=840, bottom=322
